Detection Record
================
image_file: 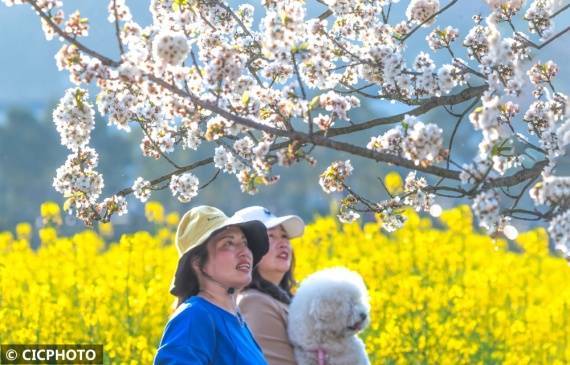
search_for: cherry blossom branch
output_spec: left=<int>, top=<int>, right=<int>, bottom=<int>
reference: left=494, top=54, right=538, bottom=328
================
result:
left=326, top=84, right=488, bottom=137
left=291, top=51, right=313, bottom=135
left=144, top=74, right=470, bottom=181
left=318, top=9, right=333, bottom=21
left=29, top=0, right=120, bottom=67
left=442, top=98, right=480, bottom=174
left=400, top=0, right=459, bottom=43
left=136, top=118, right=182, bottom=169
left=142, top=73, right=546, bottom=194
left=18, top=0, right=569, bottom=241
left=33, top=0, right=539, bottom=195
left=215, top=0, right=261, bottom=50
left=508, top=174, right=540, bottom=212
left=199, top=169, right=221, bottom=190
left=116, top=156, right=214, bottom=196
left=112, top=0, right=125, bottom=55
left=550, top=4, right=570, bottom=19
left=381, top=3, right=393, bottom=24
left=515, top=26, right=570, bottom=49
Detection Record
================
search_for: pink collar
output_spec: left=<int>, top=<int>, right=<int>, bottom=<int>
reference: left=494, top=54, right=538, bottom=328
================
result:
left=312, top=347, right=326, bottom=365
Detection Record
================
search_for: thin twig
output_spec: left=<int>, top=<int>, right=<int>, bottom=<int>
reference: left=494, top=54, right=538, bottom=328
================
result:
left=445, top=98, right=479, bottom=170
left=400, top=0, right=459, bottom=43
left=112, top=0, right=125, bottom=55
left=515, top=27, right=570, bottom=49
left=137, top=119, right=182, bottom=169
left=551, top=4, right=570, bottom=19
left=199, top=169, right=221, bottom=190
left=117, top=157, right=214, bottom=196
left=29, top=1, right=120, bottom=67
left=327, top=84, right=487, bottom=137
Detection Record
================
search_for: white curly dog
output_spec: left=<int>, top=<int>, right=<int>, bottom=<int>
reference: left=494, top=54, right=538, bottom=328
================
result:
left=288, top=267, right=371, bottom=365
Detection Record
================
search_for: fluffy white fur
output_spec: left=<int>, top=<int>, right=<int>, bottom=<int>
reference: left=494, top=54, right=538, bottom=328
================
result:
left=288, top=267, right=371, bottom=365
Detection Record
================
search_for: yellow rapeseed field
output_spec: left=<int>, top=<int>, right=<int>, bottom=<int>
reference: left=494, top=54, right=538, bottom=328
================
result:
left=1, top=201, right=570, bottom=364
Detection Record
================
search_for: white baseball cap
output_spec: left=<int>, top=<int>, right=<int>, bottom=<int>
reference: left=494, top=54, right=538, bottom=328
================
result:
left=233, top=206, right=305, bottom=239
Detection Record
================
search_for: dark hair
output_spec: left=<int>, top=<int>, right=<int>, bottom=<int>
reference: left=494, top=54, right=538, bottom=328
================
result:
left=246, top=251, right=296, bottom=305
left=170, top=243, right=209, bottom=307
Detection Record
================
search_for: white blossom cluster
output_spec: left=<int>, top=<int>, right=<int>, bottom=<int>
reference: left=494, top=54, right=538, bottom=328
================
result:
left=403, top=172, right=434, bottom=212
left=367, top=128, right=404, bottom=156
left=550, top=210, right=570, bottom=255
left=314, top=114, right=333, bottom=131
left=463, top=24, right=491, bottom=61
left=484, top=0, right=524, bottom=11
left=472, top=189, right=508, bottom=233
left=54, top=44, right=110, bottom=85
left=406, top=0, right=440, bottom=26
left=437, top=63, right=467, bottom=94
left=181, top=118, right=202, bottom=150
left=99, top=195, right=128, bottom=217
left=205, top=116, right=241, bottom=141
left=65, top=11, right=89, bottom=37
left=318, top=91, right=360, bottom=121
left=50, top=86, right=109, bottom=224
left=403, top=115, right=445, bottom=166
left=107, top=0, right=132, bottom=23
left=53, top=148, right=104, bottom=211
left=529, top=175, right=570, bottom=206
left=527, top=60, right=559, bottom=85
left=52, top=88, right=95, bottom=151
left=204, top=45, right=247, bottom=90
left=524, top=0, right=556, bottom=39
left=261, top=0, right=306, bottom=58
left=97, top=86, right=135, bottom=132
left=524, top=99, right=556, bottom=135
left=169, top=173, right=199, bottom=203
left=460, top=157, right=493, bottom=185
left=336, top=193, right=360, bottom=223
left=152, top=31, right=189, bottom=66
left=214, top=145, right=246, bottom=175
left=426, top=26, right=459, bottom=50
left=522, top=91, right=569, bottom=168
left=469, top=94, right=522, bottom=174
left=41, top=9, right=64, bottom=41
left=319, top=160, right=353, bottom=194
left=367, top=115, right=446, bottom=167
left=132, top=177, right=152, bottom=203
left=376, top=197, right=407, bottom=232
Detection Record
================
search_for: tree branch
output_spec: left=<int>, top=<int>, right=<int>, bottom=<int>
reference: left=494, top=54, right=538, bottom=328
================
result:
left=112, top=0, right=125, bottom=55
left=400, top=0, right=459, bottom=43
left=516, top=27, right=570, bottom=49
left=29, top=0, right=120, bottom=67
left=116, top=156, right=214, bottom=196
left=550, top=4, right=570, bottom=19
left=325, top=84, right=487, bottom=137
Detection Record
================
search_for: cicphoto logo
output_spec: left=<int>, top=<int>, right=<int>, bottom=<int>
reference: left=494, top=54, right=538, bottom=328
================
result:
left=0, top=344, right=103, bottom=364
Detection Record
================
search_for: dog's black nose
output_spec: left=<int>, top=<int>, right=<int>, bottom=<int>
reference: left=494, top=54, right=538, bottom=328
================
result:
left=360, top=312, right=367, bottom=321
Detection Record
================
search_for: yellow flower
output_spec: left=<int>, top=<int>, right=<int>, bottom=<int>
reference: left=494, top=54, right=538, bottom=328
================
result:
left=2, top=202, right=570, bottom=363
left=384, top=171, right=404, bottom=195
left=38, top=226, right=57, bottom=244
left=40, top=201, right=63, bottom=226
left=15, top=222, right=32, bottom=241
left=145, top=201, right=165, bottom=224
left=166, top=212, right=180, bottom=227
left=99, top=222, right=114, bottom=238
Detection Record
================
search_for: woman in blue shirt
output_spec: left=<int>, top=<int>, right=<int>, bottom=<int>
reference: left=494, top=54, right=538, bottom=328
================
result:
left=154, top=205, right=270, bottom=365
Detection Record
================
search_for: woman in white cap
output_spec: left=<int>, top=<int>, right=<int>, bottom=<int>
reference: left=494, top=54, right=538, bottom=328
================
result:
left=234, top=206, right=305, bottom=365
left=154, top=205, right=270, bottom=365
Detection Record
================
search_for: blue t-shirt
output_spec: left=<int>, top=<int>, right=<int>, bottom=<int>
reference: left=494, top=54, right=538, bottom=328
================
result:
left=154, top=296, right=268, bottom=365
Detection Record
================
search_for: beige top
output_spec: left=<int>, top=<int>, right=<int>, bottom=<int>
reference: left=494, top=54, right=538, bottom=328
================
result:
left=238, top=288, right=297, bottom=365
